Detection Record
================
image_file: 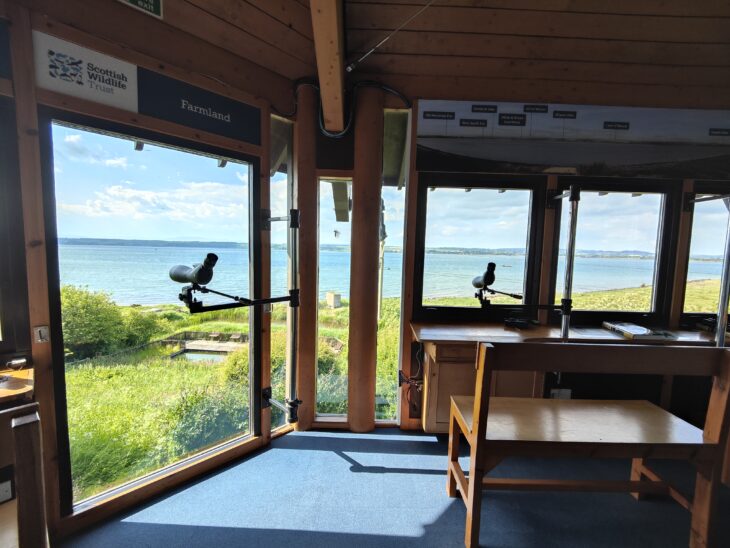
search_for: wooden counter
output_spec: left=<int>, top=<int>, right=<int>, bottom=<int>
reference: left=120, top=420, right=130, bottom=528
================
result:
left=0, top=368, right=34, bottom=406
left=411, top=323, right=714, bottom=433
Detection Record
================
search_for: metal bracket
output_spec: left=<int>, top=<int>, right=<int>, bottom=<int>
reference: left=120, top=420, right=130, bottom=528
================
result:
left=262, top=386, right=272, bottom=409
left=546, top=189, right=560, bottom=209
left=289, top=208, right=300, bottom=229
left=261, top=208, right=272, bottom=231
left=683, top=192, right=694, bottom=213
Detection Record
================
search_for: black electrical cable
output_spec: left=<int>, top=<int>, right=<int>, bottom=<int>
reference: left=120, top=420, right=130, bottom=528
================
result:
left=272, top=78, right=411, bottom=139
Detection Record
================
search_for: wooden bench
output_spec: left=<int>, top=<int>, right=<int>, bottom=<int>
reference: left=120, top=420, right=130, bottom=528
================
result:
left=447, top=343, right=730, bottom=548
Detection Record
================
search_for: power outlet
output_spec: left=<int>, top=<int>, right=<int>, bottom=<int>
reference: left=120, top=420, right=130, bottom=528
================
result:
left=550, top=388, right=572, bottom=400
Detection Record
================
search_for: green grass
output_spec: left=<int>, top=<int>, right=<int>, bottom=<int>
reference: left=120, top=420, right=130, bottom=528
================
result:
left=66, top=352, right=249, bottom=501
left=65, top=278, right=724, bottom=501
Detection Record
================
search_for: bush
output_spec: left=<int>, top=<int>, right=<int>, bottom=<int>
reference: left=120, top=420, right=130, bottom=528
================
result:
left=61, top=286, right=125, bottom=359
left=164, top=386, right=249, bottom=456
left=121, top=307, right=164, bottom=347
left=222, top=346, right=249, bottom=384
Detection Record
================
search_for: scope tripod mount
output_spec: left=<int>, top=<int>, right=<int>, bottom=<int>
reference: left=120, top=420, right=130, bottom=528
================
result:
left=179, top=283, right=300, bottom=314
left=474, top=286, right=524, bottom=308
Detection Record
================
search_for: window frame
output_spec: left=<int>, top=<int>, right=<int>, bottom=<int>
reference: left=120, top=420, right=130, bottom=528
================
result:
left=0, top=97, right=30, bottom=361
left=37, top=106, right=263, bottom=514
left=548, top=176, right=682, bottom=326
left=412, top=172, right=546, bottom=323
left=680, top=179, right=730, bottom=326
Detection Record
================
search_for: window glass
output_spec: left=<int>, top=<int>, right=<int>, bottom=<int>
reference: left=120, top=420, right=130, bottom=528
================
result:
left=52, top=122, right=252, bottom=502
left=555, top=191, right=663, bottom=311
left=316, top=179, right=351, bottom=417
left=269, top=116, right=292, bottom=430
left=376, top=185, right=405, bottom=421
left=422, top=187, right=531, bottom=307
left=684, top=195, right=729, bottom=313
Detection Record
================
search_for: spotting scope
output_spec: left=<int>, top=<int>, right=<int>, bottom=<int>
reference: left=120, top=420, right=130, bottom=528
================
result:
left=169, top=253, right=218, bottom=285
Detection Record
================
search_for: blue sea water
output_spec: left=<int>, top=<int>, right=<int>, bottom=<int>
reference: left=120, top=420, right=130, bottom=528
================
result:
left=56, top=243, right=723, bottom=306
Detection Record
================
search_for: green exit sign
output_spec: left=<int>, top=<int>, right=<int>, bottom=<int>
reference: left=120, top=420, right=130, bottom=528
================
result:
left=117, top=0, right=163, bottom=19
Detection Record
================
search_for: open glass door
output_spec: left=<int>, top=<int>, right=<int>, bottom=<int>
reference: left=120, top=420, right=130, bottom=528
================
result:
left=46, top=118, right=259, bottom=506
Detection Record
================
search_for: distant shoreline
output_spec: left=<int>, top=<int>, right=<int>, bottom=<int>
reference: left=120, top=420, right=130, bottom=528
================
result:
left=58, top=238, right=722, bottom=262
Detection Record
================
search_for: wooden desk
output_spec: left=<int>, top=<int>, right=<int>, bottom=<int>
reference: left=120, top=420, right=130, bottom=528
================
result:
left=411, top=323, right=714, bottom=433
left=0, top=368, right=34, bottom=406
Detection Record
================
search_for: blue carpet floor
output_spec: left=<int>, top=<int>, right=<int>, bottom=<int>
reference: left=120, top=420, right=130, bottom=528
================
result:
left=62, top=429, right=730, bottom=547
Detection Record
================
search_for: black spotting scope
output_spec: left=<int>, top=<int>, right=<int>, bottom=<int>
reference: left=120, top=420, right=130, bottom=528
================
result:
left=472, top=262, right=496, bottom=289
left=169, top=253, right=218, bottom=285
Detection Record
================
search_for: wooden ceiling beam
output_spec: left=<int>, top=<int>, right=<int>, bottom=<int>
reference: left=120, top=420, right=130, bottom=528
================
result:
left=310, top=0, right=346, bottom=132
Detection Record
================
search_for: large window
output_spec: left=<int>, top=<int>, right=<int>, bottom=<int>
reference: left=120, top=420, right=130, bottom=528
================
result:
left=316, top=179, right=351, bottom=418
left=414, top=174, right=544, bottom=321
left=46, top=118, right=257, bottom=505
left=684, top=185, right=730, bottom=316
left=552, top=178, right=680, bottom=323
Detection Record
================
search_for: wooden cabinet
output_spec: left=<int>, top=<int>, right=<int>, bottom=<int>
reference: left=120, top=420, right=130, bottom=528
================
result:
left=421, top=342, right=540, bottom=433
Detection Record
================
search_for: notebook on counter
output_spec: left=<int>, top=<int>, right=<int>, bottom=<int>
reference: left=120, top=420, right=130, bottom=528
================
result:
left=602, top=321, right=678, bottom=341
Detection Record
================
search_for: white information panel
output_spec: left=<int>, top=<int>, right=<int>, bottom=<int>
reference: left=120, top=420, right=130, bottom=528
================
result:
left=418, top=99, right=730, bottom=145
left=33, top=31, right=139, bottom=113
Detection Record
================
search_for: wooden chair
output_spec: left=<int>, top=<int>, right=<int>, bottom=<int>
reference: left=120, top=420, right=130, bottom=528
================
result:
left=447, top=342, right=730, bottom=548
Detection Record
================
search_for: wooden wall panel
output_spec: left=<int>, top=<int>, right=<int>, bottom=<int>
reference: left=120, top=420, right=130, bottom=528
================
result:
left=347, top=87, right=384, bottom=432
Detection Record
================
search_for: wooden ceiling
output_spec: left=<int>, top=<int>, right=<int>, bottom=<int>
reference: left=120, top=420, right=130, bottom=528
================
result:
left=17, top=0, right=730, bottom=111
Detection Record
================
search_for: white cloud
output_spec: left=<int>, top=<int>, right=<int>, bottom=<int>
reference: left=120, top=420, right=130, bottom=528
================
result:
left=64, top=134, right=82, bottom=144
left=104, top=157, right=128, bottom=169
left=58, top=181, right=248, bottom=223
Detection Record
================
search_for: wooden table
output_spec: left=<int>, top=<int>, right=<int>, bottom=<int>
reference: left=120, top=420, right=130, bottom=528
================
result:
left=0, top=368, right=34, bottom=406
left=411, top=323, right=713, bottom=433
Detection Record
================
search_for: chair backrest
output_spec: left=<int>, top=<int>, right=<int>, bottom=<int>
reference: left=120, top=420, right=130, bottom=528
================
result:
left=472, top=342, right=730, bottom=449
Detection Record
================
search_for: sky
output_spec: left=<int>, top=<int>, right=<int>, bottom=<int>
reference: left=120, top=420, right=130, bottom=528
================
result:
left=51, top=122, right=726, bottom=256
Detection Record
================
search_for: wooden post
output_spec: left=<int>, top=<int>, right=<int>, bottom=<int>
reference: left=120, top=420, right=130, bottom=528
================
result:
left=348, top=87, right=384, bottom=432
left=399, top=102, right=421, bottom=430
left=7, top=2, right=61, bottom=535
left=12, top=410, right=49, bottom=548
left=293, top=85, right=318, bottom=431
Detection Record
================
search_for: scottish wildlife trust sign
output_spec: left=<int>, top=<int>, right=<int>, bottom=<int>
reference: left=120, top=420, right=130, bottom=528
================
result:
left=32, top=32, right=261, bottom=146
left=33, top=31, right=139, bottom=112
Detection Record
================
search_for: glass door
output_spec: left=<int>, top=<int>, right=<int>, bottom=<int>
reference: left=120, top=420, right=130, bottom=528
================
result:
left=46, top=119, right=257, bottom=505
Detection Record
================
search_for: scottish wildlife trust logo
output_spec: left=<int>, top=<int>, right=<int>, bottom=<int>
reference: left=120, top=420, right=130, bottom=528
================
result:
left=47, top=49, right=83, bottom=85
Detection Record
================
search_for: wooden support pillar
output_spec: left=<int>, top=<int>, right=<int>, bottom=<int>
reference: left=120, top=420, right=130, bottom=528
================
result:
left=7, top=2, right=60, bottom=535
left=293, top=85, right=318, bottom=431
left=399, top=102, right=421, bottom=430
left=348, top=87, right=384, bottom=432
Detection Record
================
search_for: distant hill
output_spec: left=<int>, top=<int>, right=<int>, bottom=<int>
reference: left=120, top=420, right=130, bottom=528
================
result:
left=59, top=238, right=245, bottom=248
left=57, top=238, right=722, bottom=261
